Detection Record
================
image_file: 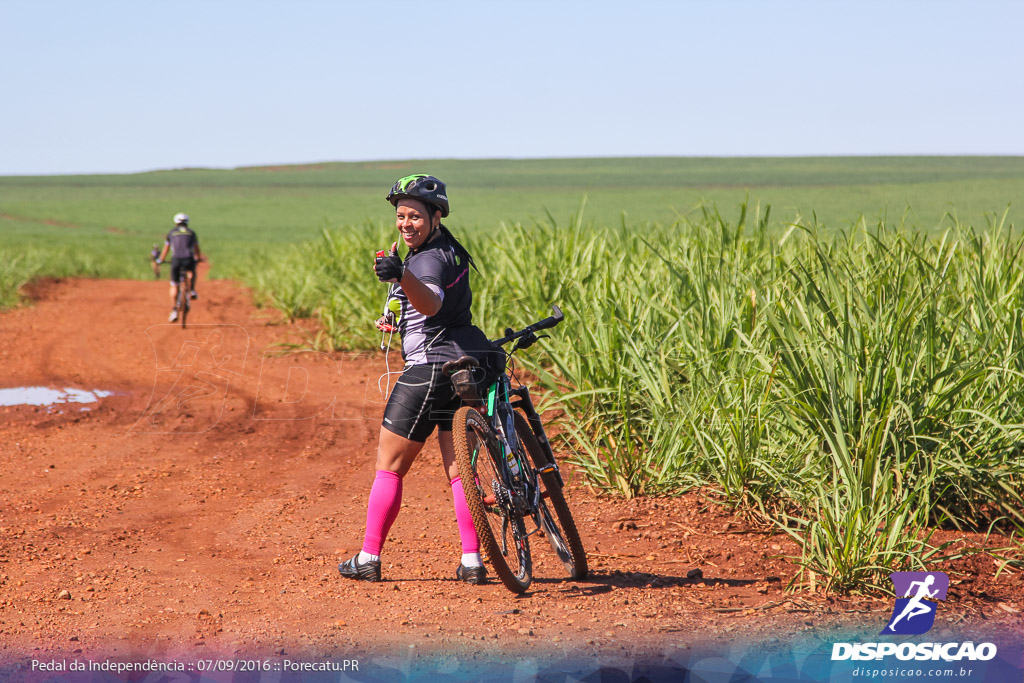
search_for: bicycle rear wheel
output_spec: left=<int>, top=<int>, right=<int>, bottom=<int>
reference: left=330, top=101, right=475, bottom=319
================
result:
left=176, top=276, right=190, bottom=328
left=514, top=412, right=588, bottom=580
left=453, top=406, right=532, bottom=593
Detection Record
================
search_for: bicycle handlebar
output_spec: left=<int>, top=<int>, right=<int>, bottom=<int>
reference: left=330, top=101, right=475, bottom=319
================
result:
left=492, top=305, right=564, bottom=347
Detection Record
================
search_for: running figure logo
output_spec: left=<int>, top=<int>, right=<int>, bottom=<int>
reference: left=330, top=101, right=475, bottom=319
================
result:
left=882, top=571, right=949, bottom=635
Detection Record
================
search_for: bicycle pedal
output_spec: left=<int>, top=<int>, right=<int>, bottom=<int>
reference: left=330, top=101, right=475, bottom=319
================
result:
left=536, top=464, right=556, bottom=474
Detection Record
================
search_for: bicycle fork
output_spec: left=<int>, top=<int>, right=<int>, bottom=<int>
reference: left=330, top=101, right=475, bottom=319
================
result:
left=508, top=386, right=564, bottom=488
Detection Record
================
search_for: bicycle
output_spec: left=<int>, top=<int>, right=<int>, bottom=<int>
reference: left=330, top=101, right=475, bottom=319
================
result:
left=446, top=305, right=587, bottom=594
left=173, top=268, right=193, bottom=328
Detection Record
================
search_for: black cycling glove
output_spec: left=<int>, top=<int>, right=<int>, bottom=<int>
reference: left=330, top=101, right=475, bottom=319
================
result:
left=374, top=249, right=405, bottom=283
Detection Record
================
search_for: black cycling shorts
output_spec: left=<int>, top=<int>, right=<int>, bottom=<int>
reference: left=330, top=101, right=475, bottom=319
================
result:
left=169, top=257, right=196, bottom=284
left=382, top=363, right=461, bottom=443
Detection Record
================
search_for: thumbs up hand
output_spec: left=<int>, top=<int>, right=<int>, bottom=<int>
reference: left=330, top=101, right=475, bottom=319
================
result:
left=374, top=242, right=405, bottom=283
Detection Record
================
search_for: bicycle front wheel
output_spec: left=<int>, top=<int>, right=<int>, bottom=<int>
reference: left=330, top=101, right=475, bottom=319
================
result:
left=453, top=406, right=532, bottom=593
left=514, top=412, right=588, bottom=580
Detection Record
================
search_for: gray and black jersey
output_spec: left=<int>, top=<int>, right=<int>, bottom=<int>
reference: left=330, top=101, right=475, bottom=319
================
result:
left=394, top=229, right=494, bottom=367
left=165, top=225, right=199, bottom=260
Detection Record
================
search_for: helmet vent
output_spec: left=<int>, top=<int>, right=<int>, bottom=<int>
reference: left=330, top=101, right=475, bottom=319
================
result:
left=386, top=174, right=449, bottom=217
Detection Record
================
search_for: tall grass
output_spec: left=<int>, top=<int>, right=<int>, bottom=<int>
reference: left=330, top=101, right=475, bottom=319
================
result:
left=244, top=201, right=1023, bottom=592
left=0, top=244, right=148, bottom=308
left=234, top=221, right=392, bottom=349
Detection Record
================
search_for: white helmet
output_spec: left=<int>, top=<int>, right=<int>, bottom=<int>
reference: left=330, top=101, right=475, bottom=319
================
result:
left=173, top=213, right=189, bottom=225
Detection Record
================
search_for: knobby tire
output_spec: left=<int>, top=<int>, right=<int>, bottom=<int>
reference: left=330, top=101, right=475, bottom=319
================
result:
left=453, top=406, right=532, bottom=594
left=513, top=412, right=588, bottom=580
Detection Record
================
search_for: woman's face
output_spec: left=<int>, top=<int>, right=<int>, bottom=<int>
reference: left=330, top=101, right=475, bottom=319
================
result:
left=395, top=199, right=438, bottom=250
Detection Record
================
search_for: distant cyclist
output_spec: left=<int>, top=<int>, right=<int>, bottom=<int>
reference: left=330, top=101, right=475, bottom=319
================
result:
left=150, top=243, right=161, bottom=279
left=155, top=213, right=203, bottom=322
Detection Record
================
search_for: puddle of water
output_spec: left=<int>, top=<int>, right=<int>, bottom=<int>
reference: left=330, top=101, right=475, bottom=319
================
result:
left=0, top=386, right=115, bottom=408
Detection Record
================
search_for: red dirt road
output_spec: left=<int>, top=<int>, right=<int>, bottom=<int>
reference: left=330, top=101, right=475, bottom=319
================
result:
left=1, top=278, right=1021, bottom=673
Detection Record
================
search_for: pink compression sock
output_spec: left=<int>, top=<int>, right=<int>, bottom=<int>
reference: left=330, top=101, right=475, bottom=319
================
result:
left=362, top=470, right=403, bottom=555
left=449, top=476, right=480, bottom=554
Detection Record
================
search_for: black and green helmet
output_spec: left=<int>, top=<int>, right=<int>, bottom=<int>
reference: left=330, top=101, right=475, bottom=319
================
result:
left=386, top=174, right=450, bottom=217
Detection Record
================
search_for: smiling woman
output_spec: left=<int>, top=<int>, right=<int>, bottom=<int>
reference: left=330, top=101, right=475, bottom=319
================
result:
left=382, top=200, right=444, bottom=317
left=337, top=173, right=502, bottom=586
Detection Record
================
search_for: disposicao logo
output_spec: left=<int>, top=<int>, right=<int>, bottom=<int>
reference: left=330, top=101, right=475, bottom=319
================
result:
left=882, top=571, right=949, bottom=635
left=831, top=571, right=998, bottom=663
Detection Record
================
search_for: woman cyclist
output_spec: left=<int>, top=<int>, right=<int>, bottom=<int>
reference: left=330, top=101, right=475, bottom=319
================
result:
left=338, top=174, right=498, bottom=585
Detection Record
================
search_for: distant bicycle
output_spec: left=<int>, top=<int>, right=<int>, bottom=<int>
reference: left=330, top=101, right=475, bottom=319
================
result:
left=446, top=305, right=587, bottom=594
left=172, top=267, right=192, bottom=328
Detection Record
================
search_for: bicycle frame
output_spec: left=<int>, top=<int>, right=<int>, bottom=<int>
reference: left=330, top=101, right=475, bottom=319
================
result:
left=482, top=362, right=565, bottom=530
left=482, top=376, right=537, bottom=514
left=450, top=304, right=586, bottom=591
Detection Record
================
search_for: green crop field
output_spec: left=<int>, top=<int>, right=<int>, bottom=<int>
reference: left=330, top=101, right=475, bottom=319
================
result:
left=3, top=157, right=1023, bottom=593
left=4, top=157, right=1023, bottom=235
left=3, top=156, right=1021, bottom=307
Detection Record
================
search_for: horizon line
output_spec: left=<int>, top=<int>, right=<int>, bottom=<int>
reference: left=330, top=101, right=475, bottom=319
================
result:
left=4, top=153, right=1024, bottom=179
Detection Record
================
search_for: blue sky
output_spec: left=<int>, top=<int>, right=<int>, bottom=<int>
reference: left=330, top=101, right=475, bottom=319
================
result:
left=2, top=0, right=1022, bottom=175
